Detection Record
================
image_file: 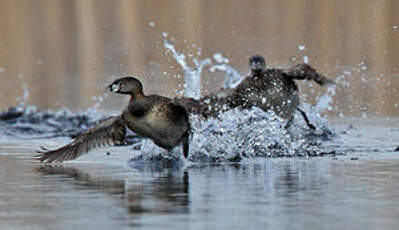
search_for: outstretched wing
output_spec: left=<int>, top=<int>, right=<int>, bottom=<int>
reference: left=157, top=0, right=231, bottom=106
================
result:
left=282, top=64, right=335, bottom=86
left=36, top=115, right=126, bottom=163
left=198, top=88, right=238, bottom=118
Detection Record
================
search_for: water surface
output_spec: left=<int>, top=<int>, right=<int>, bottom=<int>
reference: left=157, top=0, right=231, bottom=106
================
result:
left=1, top=118, right=399, bottom=230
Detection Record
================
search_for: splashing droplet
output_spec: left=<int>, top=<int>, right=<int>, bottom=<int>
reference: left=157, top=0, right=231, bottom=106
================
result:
left=213, top=53, right=229, bottom=63
left=164, top=40, right=210, bottom=99
left=303, top=56, right=309, bottom=63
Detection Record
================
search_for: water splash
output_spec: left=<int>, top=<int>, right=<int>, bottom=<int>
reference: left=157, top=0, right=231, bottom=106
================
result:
left=315, top=85, right=336, bottom=113
left=209, top=53, right=244, bottom=89
left=159, top=40, right=336, bottom=162
left=0, top=106, right=104, bottom=138
left=136, top=107, right=335, bottom=162
left=164, top=40, right=211, bottom=99
left=209, top=64, right=244, bottom=89
left=164, top=42, right=245, bottom=96
left=213, top=53, right=229, bottom=63
left=0, top=38, right=337, bottom=163
left=91, top=92, right=109, bottom=110
left=0, top=73, right=107, bottom=138
left=16, top=74, right=29, bottom=107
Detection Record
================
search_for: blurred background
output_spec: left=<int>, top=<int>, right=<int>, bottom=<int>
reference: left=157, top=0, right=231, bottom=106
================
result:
left=0, top=0, right=398, bottom=116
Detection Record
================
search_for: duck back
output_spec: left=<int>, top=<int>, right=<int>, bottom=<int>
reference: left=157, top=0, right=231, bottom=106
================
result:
left=229, top=69, right=299, bottom=119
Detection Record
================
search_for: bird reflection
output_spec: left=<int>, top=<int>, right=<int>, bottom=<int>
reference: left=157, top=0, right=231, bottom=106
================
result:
left=35, top=164, right=190, bottom=215
left=273, top=164, right=301, bottom=196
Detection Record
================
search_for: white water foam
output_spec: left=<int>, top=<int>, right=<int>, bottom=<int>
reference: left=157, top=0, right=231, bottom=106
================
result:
left=137, top=106, right=334, bottom=162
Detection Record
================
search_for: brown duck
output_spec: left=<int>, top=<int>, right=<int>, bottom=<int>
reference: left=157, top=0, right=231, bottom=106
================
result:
left=37, top=76, right=191, bottom=163
left=178, top=55, right=334, bottom=129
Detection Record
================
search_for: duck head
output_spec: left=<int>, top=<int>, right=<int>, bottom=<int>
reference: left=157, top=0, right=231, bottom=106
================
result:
left=108, top=76, right=144, bottom=99
left=249, top=55, right=266, bottom=74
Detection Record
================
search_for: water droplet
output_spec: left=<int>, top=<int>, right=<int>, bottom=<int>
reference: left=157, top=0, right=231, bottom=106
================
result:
left=261, top=98, right=267, bottom=104
left=213, top=53, right=228, bottom=63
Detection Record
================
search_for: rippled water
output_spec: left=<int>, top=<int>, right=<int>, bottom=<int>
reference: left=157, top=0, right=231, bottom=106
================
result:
left=1, top=118, right=399, bottom=229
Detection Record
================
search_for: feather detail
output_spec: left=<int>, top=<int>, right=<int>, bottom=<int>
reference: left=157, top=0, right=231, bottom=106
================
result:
left=36, top=116, right=126, bottom=163
left=282, top=64, right=335, bottom=86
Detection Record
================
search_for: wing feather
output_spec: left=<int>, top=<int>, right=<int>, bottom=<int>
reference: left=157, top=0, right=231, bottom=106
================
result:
left=36, top=116, right=126, bottom=163
left=282, top=64, right=335, bottom=86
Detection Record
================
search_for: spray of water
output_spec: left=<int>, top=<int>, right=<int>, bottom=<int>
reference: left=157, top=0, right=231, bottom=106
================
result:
left=137, top=106, right=335, bottom=162
left=16, top=74, right=29, bottom=107
left=315, top=85, right=336, bottom=113
left=0, top=38, right=338, bottom=162
left=164, top=40, right=211, bottom=100
left=0, top=74, right=106, bottom=138
left=132, top=41, right=337, bottom=162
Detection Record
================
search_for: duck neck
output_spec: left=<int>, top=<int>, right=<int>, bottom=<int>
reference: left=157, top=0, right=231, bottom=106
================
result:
left=130, top=92, right=144, bottom=102
left=251, top=70, right=263, bottom=78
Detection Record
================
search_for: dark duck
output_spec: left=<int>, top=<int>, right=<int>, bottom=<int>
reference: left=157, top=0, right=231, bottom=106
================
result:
left=37, top=76, right=191, bottom=163
left=181, top=55, right=334, bottom=129
left=243, top=54, right=335, bottom=128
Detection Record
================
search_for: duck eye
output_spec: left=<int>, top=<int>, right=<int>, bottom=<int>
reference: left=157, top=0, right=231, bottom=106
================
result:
left=119, top=82, right=125, bottom=88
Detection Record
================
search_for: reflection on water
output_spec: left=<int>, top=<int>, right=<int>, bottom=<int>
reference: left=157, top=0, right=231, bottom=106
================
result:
left=36, top=165, right=190, bottom=216
left=0, top=120, right=399, bottom=229
left=2, top=155, right=399, bottom=229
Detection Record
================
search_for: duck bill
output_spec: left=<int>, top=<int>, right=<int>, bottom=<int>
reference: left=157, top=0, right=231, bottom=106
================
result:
left=251, top=62, right=263, bottom=71
left=109, top=83, right=120, bottom=93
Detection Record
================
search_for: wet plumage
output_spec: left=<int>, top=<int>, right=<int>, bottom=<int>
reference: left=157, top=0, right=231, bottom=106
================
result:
left=179, top=55, right=334, bottom=129
left=37, top=76, right=191, bottom=163
left=198, top=68, right=300, bottom=120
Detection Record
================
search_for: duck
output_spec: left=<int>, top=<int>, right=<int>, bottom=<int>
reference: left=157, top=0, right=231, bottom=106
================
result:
left=179, top=55, right=334, bottom=130
left=37, top=76, right=191, bottom=163
left=246, top=55, right=334, bottom=128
